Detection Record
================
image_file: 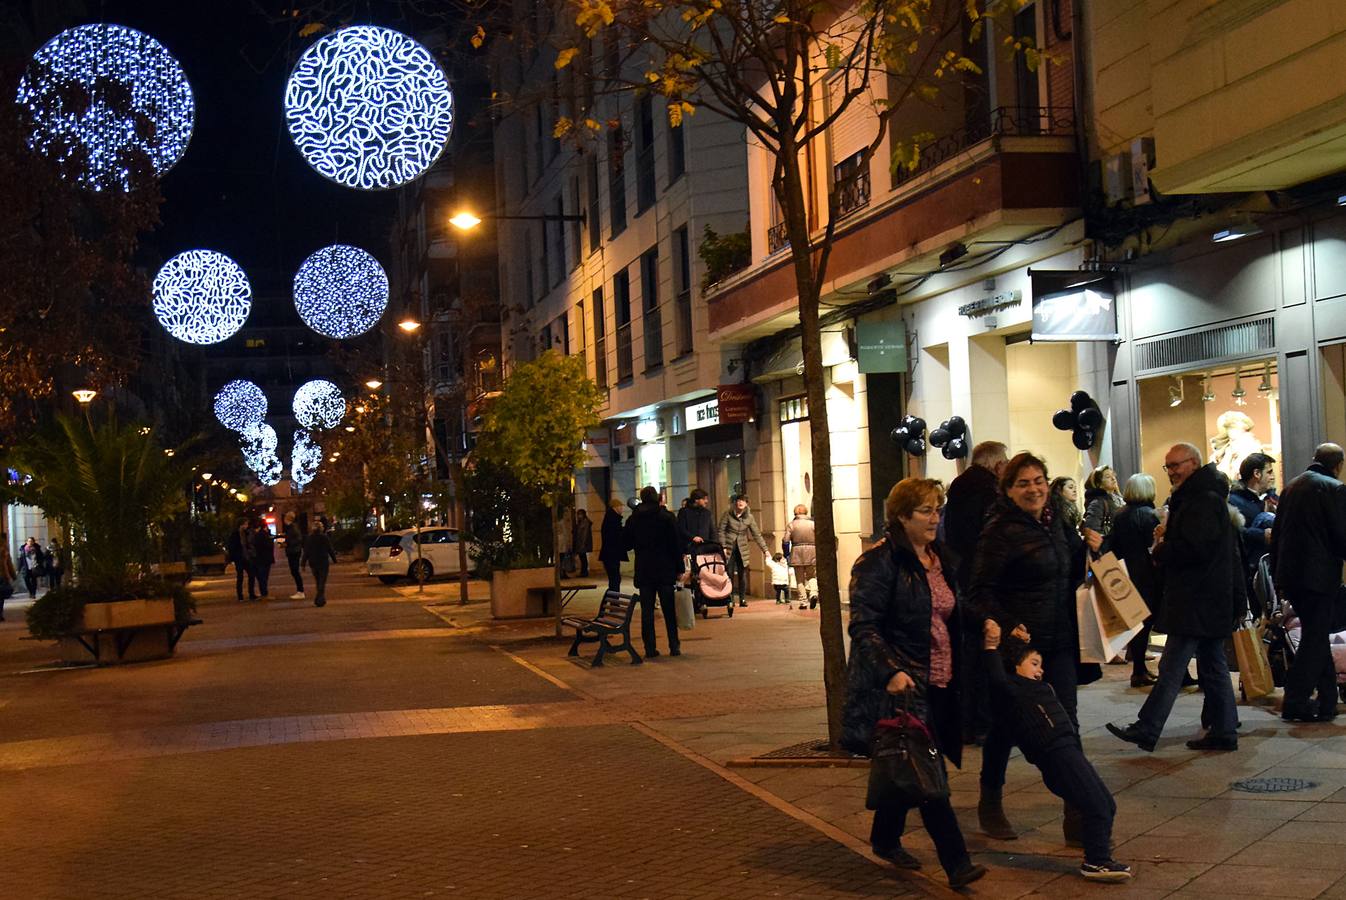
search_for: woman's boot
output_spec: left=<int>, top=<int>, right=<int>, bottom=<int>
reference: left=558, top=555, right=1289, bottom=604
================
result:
left=978, top=787, right=1017, bottom=840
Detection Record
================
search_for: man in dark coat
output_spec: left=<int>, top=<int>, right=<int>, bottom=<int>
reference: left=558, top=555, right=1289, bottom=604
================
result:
left=624, top=485, right=685, bottom=658
left=252, top=518, right=276, bottom=599
left=225, top=519, right=257, bottom=602
left=1108, top=443, right=1245, bottom=752
left=301, top=519, right=337, bottom=608
left=942, top=440, right=1007, bottom=746
left=598, top=499, right=627, bottom=594
left=1230, top=452, right=1275, bottom=610
left=675, top=488, right=716, bottom=553
left=1271, top=444, right=1346, bottom=722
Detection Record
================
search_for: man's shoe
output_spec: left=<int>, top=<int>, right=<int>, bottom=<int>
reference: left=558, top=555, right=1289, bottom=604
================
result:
left=669, top=647, right=681, bottom=657
left=1185, top=734, right=1237, bottom=751
left=314, top=597, right=326, bottom=607
left=1106, top=722, right=1156, bottom=752
left=646, top=649, right=661, bottom=658
left=1282, top=701, right=1319, bottom=723
left=1081, top=860, right=1133, bottom=882
left=809, top=597, right=818, bottom=609
left=947, top=861, right=987, bottom=888
left=977, top=790, right=1017, bottom=840
left=1318, top=705, right=1340, bottom=722
left=1130, top=671, right=1157, bottom=687
left=873, top=845, right=922, bottom=870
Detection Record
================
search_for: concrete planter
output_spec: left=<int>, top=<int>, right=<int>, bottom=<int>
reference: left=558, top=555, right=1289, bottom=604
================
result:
left=58, top=598, right=178, bottom=665
left=490, top=567, right=556, bottom=619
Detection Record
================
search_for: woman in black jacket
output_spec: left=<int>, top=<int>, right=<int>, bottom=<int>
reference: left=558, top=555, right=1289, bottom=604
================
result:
left=1105, top=474, right=1161, bottom=687
left=841, top=478, right=985, bottom=889
left=598, top=498, right=627, bottom=594
left=968, top=451, right=1085, bottom=841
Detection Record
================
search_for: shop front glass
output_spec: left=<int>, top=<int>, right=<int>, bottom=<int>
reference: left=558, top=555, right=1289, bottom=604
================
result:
left=637, top=440, right=667, bottom=495
left=1138, top=359, right=1280, bottom=504
left=779, top=395, right=813, bottom=514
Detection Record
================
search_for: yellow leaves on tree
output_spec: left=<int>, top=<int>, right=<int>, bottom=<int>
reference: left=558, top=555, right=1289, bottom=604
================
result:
left=470, top=25, right=487, bottom=49
left=298, top=22, right=326, bottom=37
left=555, top=47, right=579, bottom=69
left=573, top=0, right=616, bottom=37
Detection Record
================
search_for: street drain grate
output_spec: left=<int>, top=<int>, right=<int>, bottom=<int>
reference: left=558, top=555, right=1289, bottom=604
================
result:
left=1230, top=777, right=1318, bottom=794
left=753, top=740, right=862, bottom=760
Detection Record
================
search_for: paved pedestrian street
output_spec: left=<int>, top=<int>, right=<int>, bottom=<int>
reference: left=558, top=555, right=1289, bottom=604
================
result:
left=4, top=566, right=1346, bottom=898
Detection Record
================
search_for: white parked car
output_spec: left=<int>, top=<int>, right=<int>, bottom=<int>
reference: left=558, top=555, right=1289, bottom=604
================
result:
left=367, top=527, right=476, bottom=584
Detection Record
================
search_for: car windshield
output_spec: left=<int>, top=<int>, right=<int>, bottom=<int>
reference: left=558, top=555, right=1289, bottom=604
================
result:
left=372, top=535, right=402, bottom=548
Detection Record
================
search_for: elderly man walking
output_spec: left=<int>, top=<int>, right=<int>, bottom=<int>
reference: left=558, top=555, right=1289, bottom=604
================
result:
left=1272, top=444, right=1346, bottom=722
left=625, top=486, right=685, bottom=658
left=1108, top=443, right=1245, bottom=752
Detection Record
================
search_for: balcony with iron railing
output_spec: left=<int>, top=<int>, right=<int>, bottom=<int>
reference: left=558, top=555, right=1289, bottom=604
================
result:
left=891, top=106, right=1076, bottom=188
left=834, top=167, right=872, bottom=218
left=766, top=220, right=790, bottom=254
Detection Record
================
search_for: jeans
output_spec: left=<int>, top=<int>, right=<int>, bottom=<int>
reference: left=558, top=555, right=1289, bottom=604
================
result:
left=1127, top=617, right=1154, bottom=678
left=1136, top=632, right=1238, bottom=741
left=1039, top=747, right=1116, bottom=865
left=312, top=566, right=329, bottom=604
left=287, top=554, right=304, bottom=592
left=636, top=582, right=679, bottom=655
left=870, top=686, right=970, bottom=874
left=728, top=547, right=748, bottom=601
left=1284, top=589, right=1339, bottom=713
left=982, top=645, right=1078, bottom=788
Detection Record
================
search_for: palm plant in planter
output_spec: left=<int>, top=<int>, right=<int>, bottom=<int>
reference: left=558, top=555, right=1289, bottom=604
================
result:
left=2, top=415, right=195, bottom=662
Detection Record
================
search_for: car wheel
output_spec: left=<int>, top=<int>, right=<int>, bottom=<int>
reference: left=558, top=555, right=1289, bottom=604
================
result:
left=377, top=575, right=400, bottom=585
left=410, top=560, right=434, bottom=582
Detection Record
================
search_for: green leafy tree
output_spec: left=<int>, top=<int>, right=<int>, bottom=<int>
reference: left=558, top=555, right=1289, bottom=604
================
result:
left=474, top=351, right=604, bottom=633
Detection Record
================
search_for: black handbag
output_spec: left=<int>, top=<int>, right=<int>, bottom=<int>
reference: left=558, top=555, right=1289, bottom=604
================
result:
left=864, top=689, right=949, bottom=809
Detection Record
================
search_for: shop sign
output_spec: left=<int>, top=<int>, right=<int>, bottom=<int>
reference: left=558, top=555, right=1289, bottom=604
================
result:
left=634, top=419, right=661, bottom=442
left=1030, top=270, right=1118, bottom=342
left=717, top=384, right=756, bottom=424
left=685, top=397, right=720, bottom=431
left=958, top=290, right=1022, bottom=318
left=855, top=320, right=908, bottom=373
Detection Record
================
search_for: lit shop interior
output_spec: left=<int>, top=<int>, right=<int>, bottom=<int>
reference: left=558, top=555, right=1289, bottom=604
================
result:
left=1137, top=359, right=1280, bottom=503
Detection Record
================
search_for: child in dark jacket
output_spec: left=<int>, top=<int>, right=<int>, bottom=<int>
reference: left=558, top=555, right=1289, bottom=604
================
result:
left=982, top=621, right=1132, bottom=883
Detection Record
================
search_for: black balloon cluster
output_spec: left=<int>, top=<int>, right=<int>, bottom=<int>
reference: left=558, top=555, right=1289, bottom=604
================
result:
left=891, top=415, right=927, bottom=456
left=1053, top=390, right=1105, bottom=450
left=928, top=416, right=969, bottom=460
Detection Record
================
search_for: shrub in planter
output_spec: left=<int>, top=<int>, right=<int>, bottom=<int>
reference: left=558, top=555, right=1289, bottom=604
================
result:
left=26, top=578, right=196, bottom=640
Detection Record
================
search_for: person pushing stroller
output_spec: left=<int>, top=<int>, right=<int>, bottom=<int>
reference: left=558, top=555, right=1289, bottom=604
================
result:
left=982, top=620, right=1132, bottom=883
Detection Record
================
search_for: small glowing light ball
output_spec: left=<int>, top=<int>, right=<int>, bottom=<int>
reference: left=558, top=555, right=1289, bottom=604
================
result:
left=256, top=452, right=284, bottom=486
left=293, top=379, right=346, bottom=429
left=291, top=430, right=321, bottom=488
left=17, top=24, right=194, bottom=191
left=284, top=25, right=453, bottom=190
left=292, top=244, right=388, bottom=339
left=213, top=380, right=267, bottom=431
left=153, top=250, right=252, bottom=344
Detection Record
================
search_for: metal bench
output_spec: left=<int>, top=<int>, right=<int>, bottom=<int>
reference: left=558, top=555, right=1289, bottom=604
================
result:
left=562, top=590, right=640, bottom=667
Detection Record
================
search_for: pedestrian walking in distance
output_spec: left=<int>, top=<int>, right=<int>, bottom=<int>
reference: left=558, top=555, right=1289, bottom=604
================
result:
left=225, top=518, right=257, bottom=602
left=45, top=537, right=64, bottom=590
left=968, top=451, right=1086, bottom=843
left=675, top=488, right=716, bottom=553
left=571, top=509, right=593, bottom=578
left=1108, top=443, right=1245, bottom=752
left=598, top=498, right=627, bottom=595
left=283, top=511, right=305, bottom=600
left=252, top=517, right=275, bottom=599
left=302, top=519, right=337, bottom=607
left=17, top=536, right=45, bottom=599
left=982, top=622, right=1132, bottom=882
left=1271, top=443, right=1346, bottom=722
left=785, top=504, right=817, bottom=609
left=0, top=531, right=16, bottom=621
left=623, top=485, right=685, bottom=658
left=718, top=495, right=768, bottom=607
left=841, top=477, right=985, bottom=888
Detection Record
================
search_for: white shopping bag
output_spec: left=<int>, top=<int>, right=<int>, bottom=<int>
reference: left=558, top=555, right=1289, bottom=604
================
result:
left=1077, top=575, right=1142, bottom=664
left=675, top=588, right=695, bottom=631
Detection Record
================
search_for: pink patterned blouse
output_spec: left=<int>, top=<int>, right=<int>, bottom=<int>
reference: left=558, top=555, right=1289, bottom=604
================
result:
left=924, top=551, right=955, bottom=687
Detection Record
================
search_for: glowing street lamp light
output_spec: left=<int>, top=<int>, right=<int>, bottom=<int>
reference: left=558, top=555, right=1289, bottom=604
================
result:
left=398, top=315, right=421, bottom=333
left=449, top=211, right=482, bottom=230
left=72, top=389, right=97, bottom=404
left=365, top=379, right=383, bottom=390
left=201, top=472, right=213, bottom=481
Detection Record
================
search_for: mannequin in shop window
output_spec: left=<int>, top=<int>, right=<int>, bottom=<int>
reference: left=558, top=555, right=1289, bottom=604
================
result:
left=1210, top=411, right=1265, bottom=483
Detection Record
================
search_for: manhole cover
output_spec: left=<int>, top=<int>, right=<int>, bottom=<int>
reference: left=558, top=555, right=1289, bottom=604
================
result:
left=754, top=739, right=860, bottom=760
left=1230, top=777, right=1318, bottom=794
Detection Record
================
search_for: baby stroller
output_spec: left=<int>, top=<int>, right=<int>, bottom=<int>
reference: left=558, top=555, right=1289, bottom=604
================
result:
left=690, top=543, right=735, bottom=618
left=1254, top=553, right=1346, bottom=702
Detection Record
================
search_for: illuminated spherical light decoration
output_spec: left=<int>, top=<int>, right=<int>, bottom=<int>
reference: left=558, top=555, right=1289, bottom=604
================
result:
left=153, top=250, right=252, bottom=345
left=284, top=25, right=453, bottom=190
left=16, top=24, right=194, bottom=191
left=291, top=430, right=322, bottom=488
left=292, top=245, right=388, bottom=339
left=293, top=379, right=346, bottom=429
left=240, top=422, right=279, bottom=472
left=257, top=452, right=284, bottom=486
left=213, top=380, right=267, bottom=431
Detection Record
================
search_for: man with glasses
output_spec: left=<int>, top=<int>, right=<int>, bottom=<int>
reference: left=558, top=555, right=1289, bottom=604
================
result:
left=1108, top=443, right=1245, bottom=752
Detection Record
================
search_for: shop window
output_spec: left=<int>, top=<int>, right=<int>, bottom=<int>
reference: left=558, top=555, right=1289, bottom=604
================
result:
left=779, top=394, right=809, bottom=423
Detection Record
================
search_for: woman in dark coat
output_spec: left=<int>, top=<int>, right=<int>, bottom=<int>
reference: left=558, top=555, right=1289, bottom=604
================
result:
left=1082, top=465, right=1124, bottom=542
left=598, top=498, right=627, bottom=594
left=572, top=509, right=593, bottom=577
left=1105, top=474, right=1162, bottom=687
left=968, top=451, right=1085, bottom=841
left=841, top=478, right=985, bottom=889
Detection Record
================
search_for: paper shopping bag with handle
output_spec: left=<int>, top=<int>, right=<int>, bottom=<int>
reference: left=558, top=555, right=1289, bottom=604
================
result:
left=1077, top=575, right=1143, bottom=664
left=1089, top=552, right=1150, bottom=630
left=1233, top=621, right=1274, bottom=700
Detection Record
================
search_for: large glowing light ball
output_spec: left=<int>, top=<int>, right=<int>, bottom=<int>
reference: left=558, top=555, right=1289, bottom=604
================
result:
left=153, top=250, right=252, bottom=344
left=292, top=244, right=388, bottom=339
left=17, top=24, right=194, bottom=191
left=213, top=380, right=267, bottom=431
left=240, top=422, right=279, bottom=472
left=293, top=379, right=346, bottom=429
left=256, top=452, right=284, bottom=486
left=284, top=25, right=453, bottom=190
left=291, top=430, right=321, bottom=488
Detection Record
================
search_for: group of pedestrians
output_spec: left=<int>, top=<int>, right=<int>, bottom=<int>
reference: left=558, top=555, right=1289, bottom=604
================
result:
left=225, top=513, right=334, bottom=607
left=0, top=533, right=65, bottom=620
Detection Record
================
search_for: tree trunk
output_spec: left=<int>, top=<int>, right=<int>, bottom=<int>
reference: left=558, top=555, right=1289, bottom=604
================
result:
left=778, top=137, right=848, bottom=747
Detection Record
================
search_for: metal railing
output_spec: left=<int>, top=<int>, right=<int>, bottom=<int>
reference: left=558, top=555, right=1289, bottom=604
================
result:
left=834, top=167, right=871, bottom=218
left=891, top=106, right=1076, bottom=188
left=767, top=220, right=790, bottom=253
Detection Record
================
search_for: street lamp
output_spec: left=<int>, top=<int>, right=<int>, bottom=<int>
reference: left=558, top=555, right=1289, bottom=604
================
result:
left=72, top=389, right=97, bottom=404
left=448, top=211, right=481, bottom=230
left=449, top=209, right=585, bottom=230
left=365, top=379, right=383, bottom=389
left=201, top=472, right=213, bottom=481
left=397, top=316, right=421, bottom=333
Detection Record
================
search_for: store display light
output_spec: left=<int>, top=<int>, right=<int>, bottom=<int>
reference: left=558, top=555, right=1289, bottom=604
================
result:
left=1231, top=370, right=1247, bottom=406
left=1258, top=362, right=1273, bottom=396
left=154, top=250, right=252, bottom=345
left=284, top=25, right=453, bottom=190
left=1168, top=376, right=1184, bottom=408
left=1201, top=373, right=1215, bottom=402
